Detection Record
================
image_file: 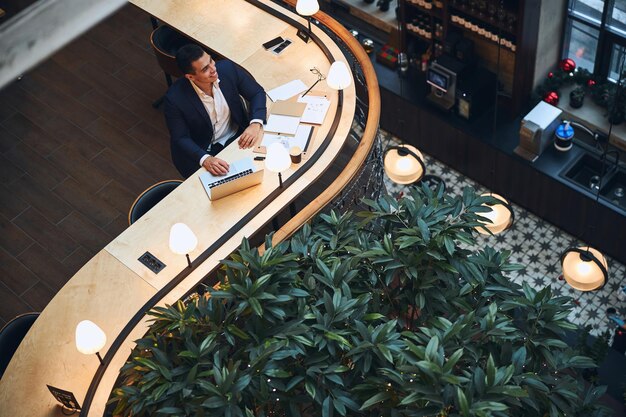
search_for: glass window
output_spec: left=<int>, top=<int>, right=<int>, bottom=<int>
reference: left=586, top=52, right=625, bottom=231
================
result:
left=564, top=20, right=600, bottom=72
left=608, top=0, right=626, bottom=36
left=609, top=43, right=626, bottom=81
left=564, top=0, right=626, bottom=81
left=570, top=0, right=605, bottom=24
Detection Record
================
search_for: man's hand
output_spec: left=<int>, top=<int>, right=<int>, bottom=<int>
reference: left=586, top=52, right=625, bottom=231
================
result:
left=202, top=156, right=229, bottom=176
left=238, top=123, right=263, bottom=149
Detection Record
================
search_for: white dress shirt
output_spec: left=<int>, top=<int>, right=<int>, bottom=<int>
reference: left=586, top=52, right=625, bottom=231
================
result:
left=190, top=80, right=262, bottom=167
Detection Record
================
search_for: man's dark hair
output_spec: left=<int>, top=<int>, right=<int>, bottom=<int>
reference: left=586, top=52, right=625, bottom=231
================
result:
left=175, top=44, right=205, bottom=75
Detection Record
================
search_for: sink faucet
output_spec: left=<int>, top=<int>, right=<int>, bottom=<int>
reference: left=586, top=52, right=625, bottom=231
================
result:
left=565, top=119, right=597, bottom=140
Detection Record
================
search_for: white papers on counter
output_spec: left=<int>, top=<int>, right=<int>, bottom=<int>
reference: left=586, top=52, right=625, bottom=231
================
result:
left=297, top=94, right=331, bottom=125
left=261, top=125, right=313, bottom=153
left=264, top=114, right=300, bottom=135
left=267, top=79, right=307, bottom=102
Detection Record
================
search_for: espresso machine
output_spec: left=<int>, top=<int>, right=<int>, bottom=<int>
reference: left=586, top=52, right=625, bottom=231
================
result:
left=426, top=55, right=467, bottom=111
left=515, top=101, right=562, bottom=162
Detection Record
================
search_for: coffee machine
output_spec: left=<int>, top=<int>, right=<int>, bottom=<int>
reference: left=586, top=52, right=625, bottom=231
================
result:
left=427, top=55, right=467, bottom=111
left=515, top=101, right=562, bottom=162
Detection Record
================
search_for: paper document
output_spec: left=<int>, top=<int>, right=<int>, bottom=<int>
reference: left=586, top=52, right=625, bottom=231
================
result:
left=201, top=157, right=255, bottom=185
left=298, top=94, right=331, bottom=124
left=267, top=79, right=307, bottom=102
left=264, top=114, right=300, bottom=135
left=261, top=125, right=313, bottom=153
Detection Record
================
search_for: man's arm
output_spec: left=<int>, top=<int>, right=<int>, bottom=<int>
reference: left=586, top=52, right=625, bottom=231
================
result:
left=231, top=62, right=267, bottom=148
left=232, top=62, right=267, bottom=123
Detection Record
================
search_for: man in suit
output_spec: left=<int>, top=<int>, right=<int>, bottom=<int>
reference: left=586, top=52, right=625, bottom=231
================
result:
left=164, top=44, right=267, bottom=178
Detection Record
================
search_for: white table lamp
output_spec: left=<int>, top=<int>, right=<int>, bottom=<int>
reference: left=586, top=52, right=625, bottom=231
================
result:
left=296, top=0, right=319, bottom=15
left=327, top=61, right=351, bottom=90
left=75, top=320, right=107, bottom=364
left=266, top=143, right=291, bottom=187
left=296, top=0, right=319, bottom=43
left=169, top=223, right=198, bottom=267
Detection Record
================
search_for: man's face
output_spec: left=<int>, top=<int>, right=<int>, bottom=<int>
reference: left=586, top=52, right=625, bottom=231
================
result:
left=186, top=52, right=218, bottom=84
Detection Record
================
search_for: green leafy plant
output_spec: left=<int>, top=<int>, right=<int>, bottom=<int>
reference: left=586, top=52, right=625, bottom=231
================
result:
left=110, top=185, right=610, bottom=417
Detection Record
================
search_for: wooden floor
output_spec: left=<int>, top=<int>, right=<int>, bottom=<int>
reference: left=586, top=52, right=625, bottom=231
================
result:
left=0, top=5, right=183, bottom=326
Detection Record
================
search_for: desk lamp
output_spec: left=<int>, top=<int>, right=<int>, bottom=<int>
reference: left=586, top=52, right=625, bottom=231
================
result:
left=169, top=223, right=198, bottom=268
left=75, top=320, right=107, bottom=365
left=326, top=61, right=351, bottom=90
left=266, top=142, right=291, bottom=187
left=383, top=144, right=425, bottom=184
left=296, top=0, right=319, bottom=43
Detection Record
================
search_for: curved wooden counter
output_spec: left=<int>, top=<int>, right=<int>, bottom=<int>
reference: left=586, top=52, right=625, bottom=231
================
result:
left=0, top=1, right=380, bottom=416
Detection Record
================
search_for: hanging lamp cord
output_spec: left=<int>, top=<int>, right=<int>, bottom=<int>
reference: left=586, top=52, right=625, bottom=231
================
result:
left=488, top=0, right=504, bottom=197
left=585, top=53, right=625, bottom=250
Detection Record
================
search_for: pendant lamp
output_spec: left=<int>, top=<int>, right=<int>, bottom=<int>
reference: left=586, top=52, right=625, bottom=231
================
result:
left=476, top=193, right=514, bottom=235
left=476, top=0, right=513, bottom=236
left=383, top=144, right=425, bottom=184
left=561, top=247, right=608, bottom=291
left=559, top=55, right=623, bottom=292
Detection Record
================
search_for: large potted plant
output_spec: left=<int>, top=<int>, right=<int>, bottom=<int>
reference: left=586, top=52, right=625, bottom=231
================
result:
left=110, top=186, right=610, bottom=417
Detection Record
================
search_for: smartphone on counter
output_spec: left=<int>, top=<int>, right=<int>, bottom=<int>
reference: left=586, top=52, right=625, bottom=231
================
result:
left=263, top=37, right=284, bottom=50
left=271, top=39, right=292, bottom=56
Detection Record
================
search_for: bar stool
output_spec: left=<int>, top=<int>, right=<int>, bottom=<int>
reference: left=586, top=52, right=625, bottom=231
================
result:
left=0, top=312, right=39, bottom=378
left=128, top=180, right=183, bottom=225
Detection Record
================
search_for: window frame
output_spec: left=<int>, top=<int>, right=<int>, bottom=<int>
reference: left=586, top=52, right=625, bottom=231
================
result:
left=563, top=0, right=626, bottom=81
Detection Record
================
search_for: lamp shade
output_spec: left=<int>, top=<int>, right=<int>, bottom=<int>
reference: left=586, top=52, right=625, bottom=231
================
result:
left=296, top=0, right=319, bottom=16
left=326, top=61, right=352, bottom=90
left=169, top=223, right=198, bottom=255
left=75, top=320, right=106, bottom=355
left=265, top=143, right=291, bottom=173
left=384, top=145, right=425, bottom=184
left=561, top=247, right=608, bottom=291
left=476, top=193, right=514, bottom=235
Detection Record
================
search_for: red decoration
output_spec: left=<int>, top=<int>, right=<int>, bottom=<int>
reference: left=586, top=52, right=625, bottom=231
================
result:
left=587, top=79, right=596, bottom=87
left=543, top=91, right=559, bottom=106
left=548, top=72, right=554, bottom=79
left=559, top=58, right=576, bottom=72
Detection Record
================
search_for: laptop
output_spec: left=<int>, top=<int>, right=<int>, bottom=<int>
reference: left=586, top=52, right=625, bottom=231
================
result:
left=199, top=157, right=264, bottom=200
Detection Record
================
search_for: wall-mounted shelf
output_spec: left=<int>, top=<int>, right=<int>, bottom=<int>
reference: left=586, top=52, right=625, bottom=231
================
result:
left=398, top=0, right=537, bottom=117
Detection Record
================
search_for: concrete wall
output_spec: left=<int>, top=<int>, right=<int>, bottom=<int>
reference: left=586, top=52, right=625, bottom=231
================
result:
left=532, top=0, right=568, bottom=88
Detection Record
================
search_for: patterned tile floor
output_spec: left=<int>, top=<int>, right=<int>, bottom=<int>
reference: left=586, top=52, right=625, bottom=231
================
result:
left=382, top=133, right=626, bottom=341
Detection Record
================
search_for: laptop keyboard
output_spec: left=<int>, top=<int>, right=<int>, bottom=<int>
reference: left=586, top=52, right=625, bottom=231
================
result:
left=208, top=169, right=254, bottom=188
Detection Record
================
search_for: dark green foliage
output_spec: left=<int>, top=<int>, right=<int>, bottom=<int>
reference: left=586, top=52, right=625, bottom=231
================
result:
left=110, top=185, right=610, bottom=417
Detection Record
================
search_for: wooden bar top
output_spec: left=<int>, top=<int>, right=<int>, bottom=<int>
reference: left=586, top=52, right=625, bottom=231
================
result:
left=0, top=1, right=358, bottom=416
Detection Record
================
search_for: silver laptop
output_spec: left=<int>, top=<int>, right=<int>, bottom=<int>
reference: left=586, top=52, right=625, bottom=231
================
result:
left=199, top=157, right=264, bottom=200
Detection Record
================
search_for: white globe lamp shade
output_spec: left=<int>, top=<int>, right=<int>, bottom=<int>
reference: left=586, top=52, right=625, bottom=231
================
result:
left=384, top=145, right=425, bottom=184
left=476, top=193, right=514, bottom=235
left=326, top=61, right=352, bottom=90
left=296, top=0, right=319, bottom=16
left=265, top=143, right=291, bottom=173
left=169, top=223, right=198, bottom=255
left=75, top=320, right=106, bottom=355
left=561, top=247, right=608, bottom=291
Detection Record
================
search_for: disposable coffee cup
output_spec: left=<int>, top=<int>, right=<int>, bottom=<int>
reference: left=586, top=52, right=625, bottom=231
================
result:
left=290, top=146, right=302, bottom=164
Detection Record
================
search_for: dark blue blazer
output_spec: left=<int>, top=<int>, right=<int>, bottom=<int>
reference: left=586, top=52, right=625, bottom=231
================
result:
left=164, top=60, right=267, bottom=178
